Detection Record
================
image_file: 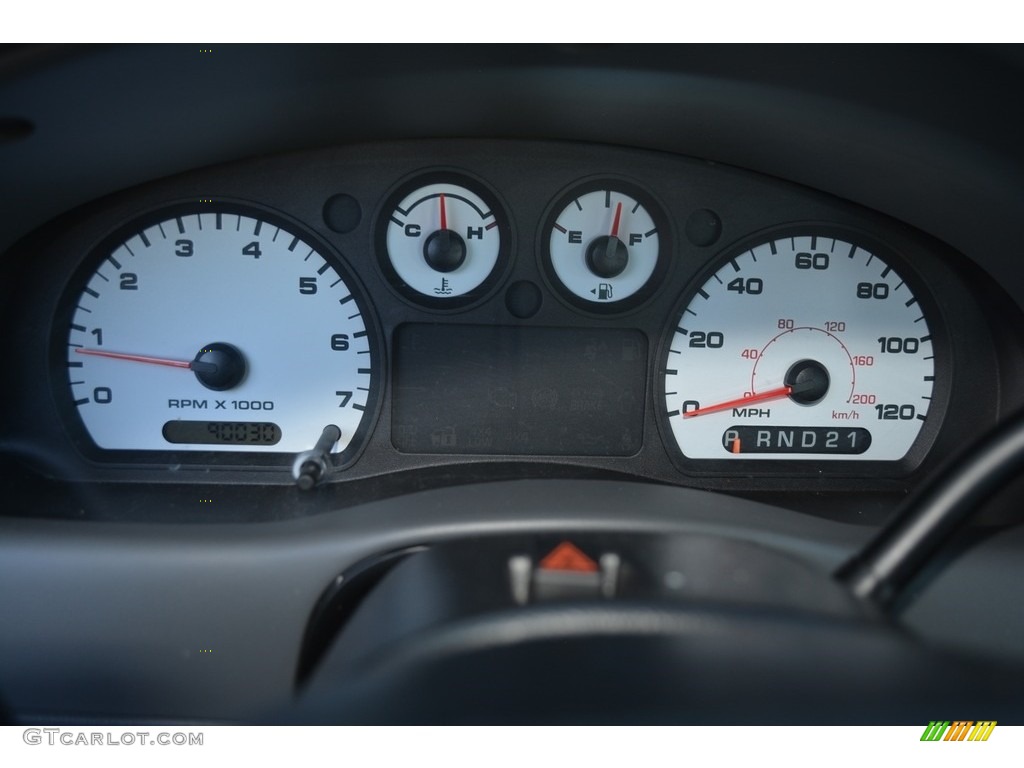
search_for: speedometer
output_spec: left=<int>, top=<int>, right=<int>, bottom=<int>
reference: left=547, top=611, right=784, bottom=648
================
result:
left=661, top=232, right=937, bottom=463
left=60, top=204, right=379, bottom=467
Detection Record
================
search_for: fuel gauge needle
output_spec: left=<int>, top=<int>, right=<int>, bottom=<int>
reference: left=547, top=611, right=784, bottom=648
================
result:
left=610, top=201, right=622, bottom=238
left=682, top=385, right=793, bottom=419
left=75, top=348, right=216, bottom=375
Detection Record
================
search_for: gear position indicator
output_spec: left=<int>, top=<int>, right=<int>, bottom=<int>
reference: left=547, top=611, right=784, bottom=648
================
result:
left=543, top=181, right=669, bottom=314
left=378, top=174, right=510, bottom=309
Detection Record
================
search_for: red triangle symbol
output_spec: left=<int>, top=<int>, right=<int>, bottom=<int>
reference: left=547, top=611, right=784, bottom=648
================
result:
left=538, top=541, right=598, bottom=573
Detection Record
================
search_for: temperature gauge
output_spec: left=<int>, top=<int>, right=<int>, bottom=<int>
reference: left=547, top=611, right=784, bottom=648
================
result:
left=377, top=174, right=510, bottom=309
left=542, top=181, right=668, bottom=313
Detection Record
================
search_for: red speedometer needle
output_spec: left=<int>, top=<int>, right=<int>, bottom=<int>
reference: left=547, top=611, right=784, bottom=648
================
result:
left=682, top=385, right=793, bottom=419
left=439, top=193, right=448, bottom=231
left=610, top=201, right=622, bottom=238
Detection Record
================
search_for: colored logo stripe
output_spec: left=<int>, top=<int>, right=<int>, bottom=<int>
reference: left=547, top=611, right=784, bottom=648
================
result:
left=920, top=720, right=996, bottom=742
left=968, top=721, right=997, bottom=741
left=921, top=721, right=949, bottom=741
left=944, top=721, right=973, bottom=741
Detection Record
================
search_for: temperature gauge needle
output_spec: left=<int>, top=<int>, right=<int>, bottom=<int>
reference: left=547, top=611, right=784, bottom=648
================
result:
left=75, top=348, right=217, bottom=375
left=439, top=193, right=447, bottom=231
left=682, top=385, right=793, bottom=419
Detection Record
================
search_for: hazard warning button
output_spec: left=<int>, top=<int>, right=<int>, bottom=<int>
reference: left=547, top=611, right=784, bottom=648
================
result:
left=509, top=541, right=620, bottom=604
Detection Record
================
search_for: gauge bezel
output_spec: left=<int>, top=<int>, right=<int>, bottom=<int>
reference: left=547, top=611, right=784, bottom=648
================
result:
left=539, top=176, right=672, bottom=316
left=49, top=199, right=385, bottom=473
left=373, top=169, right=513, bottom=311
left=654, top=223, right=952, bottom=478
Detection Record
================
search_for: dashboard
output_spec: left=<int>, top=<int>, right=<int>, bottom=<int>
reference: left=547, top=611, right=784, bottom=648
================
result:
left=2, top=44, right=1024, bottom=724
left=6, top=139, right=1020, bottom=507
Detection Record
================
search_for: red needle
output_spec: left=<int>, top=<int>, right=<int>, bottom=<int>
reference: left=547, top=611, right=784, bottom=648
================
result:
left=439, top=193, right=447, bottom=231
left=75, top=348, right=193, bottom=370
left=610, top=201, right=622, bottom=238
left=682, top=385, right=793, bottom=419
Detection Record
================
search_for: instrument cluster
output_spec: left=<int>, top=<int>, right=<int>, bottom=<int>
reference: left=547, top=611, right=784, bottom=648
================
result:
left=2, top=139, right=1012, bottom=496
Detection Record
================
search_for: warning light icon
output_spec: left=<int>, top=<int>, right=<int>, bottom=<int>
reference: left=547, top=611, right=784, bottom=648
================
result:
left=538, top=541, right=599, bottom=573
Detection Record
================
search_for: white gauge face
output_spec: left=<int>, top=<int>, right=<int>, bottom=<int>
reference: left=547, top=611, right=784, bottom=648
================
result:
left=547, top=188, right=660, bottom=306
left=663, top=235, right=935, bottom=461
left=67, top=210, right=376, bottom=455
left=384, top=182, right=501, bottom=299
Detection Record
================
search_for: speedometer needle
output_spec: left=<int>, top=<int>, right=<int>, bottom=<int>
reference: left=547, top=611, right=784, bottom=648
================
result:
left=682, top=385, right=793, bottom=419
left=75, top=348, right=216, bottom=375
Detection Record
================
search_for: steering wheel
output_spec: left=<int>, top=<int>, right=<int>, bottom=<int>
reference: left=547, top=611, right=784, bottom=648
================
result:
left=279, top=412, right=1024, bottom=724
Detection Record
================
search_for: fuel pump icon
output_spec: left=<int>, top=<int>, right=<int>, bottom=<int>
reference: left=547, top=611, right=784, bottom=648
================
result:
left=595, top=282, right=614, bottom=300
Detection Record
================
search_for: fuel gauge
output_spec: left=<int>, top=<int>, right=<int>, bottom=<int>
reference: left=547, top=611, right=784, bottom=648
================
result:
left=542, top=180, right=669, bottom=313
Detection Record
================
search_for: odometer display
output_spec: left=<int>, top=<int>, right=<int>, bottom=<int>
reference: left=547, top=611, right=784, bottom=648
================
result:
left=662, top=234, right=935, bottom=461
left=162, top=421, right=282, bottom=445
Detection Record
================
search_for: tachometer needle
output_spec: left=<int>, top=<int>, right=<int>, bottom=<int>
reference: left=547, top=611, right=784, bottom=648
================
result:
left=682, top=385, right=793, bottom=419
left=75, top=348, right=216, bottom=375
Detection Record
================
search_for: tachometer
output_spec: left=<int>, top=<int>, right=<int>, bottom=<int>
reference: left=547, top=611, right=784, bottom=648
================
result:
left=61, top=204, right=379, bottom=465
left=661, top=232, right=937, bottom=462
